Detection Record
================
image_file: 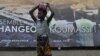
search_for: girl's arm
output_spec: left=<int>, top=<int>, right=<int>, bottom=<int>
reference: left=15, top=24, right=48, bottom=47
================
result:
left=29, top=5, right=39, bottom=23
left=47, top=5, right=54, bottom=26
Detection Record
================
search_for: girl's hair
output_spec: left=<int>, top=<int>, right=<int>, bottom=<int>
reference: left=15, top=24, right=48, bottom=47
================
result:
left=38, top=3, right=47, bottom=11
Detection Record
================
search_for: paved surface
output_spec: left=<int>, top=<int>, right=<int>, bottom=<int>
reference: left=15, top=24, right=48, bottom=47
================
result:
left=0, top=50, right=100, bottom=56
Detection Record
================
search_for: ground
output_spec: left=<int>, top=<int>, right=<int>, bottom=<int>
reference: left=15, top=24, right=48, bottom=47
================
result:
left=0, top=50, right=100, bottom=56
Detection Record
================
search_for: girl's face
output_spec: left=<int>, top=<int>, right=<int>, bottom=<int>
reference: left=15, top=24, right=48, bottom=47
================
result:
left=38, top=10, right=45, bottom=19
left=38, top=4, right=47, bottom=19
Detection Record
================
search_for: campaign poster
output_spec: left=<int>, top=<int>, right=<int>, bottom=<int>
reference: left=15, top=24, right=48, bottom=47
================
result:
left=0, top=0, right=100, bottom=48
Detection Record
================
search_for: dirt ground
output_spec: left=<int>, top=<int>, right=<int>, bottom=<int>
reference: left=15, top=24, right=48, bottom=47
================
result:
left=0, top=50, right=100, bottom=56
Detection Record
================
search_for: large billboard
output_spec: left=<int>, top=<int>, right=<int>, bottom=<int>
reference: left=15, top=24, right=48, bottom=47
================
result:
left=0, top=0, right=100, bottom=48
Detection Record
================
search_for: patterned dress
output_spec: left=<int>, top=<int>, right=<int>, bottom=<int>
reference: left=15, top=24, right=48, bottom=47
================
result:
left=36, top=19, right=52, bottom=56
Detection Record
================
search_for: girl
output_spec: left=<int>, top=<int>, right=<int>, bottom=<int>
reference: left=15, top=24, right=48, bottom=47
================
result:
left=29, top=3, right=54, bottom=56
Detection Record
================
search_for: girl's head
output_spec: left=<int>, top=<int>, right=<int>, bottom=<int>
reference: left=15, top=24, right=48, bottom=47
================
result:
left=38, top=3, right=48, bottom=19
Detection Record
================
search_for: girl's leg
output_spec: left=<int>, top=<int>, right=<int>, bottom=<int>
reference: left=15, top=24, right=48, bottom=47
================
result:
left=37, top=35, right=52, bottom=56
